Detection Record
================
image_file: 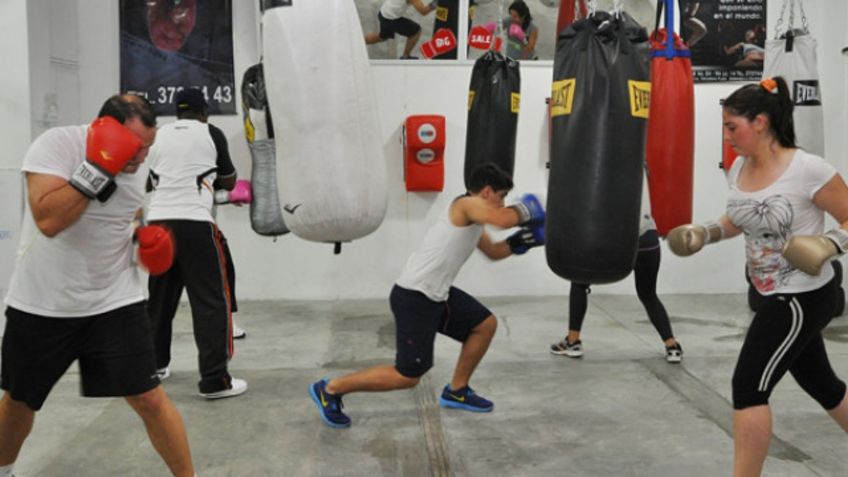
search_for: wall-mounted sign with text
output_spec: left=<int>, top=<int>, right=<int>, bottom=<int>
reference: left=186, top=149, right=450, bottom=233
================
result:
left=682, top=0, right=767, bottom=82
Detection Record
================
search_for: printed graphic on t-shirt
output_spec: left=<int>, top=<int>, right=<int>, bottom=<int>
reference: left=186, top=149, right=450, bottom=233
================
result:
left=728, top=194, right=794, bottom=293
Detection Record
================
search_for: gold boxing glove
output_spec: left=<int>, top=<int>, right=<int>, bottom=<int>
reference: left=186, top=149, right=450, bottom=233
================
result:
left=782, top=228, right=848, bottom=276
left=667, top=221, right=724, bottom=257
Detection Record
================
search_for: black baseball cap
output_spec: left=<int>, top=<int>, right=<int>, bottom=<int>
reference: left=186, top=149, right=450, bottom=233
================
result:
left=174, top=88, right=208, bottom=114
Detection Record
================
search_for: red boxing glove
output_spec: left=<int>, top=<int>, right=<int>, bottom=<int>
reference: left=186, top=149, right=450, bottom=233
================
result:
left=136, top=225, right=175, bottom=276
left=70, top=116, right=142, bottom=201
left=214, top=179, right=253, bottom=206
left=420, top=28, right=457, bottom=59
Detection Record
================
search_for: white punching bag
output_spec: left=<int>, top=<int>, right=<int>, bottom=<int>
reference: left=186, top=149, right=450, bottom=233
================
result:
left=764, top=0, right=824, bottom=157
left=262, top=0, right=388, bottom=245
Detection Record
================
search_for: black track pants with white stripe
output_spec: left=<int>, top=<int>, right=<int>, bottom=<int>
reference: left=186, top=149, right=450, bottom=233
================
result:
left=732, top=278, right=846, bottom=410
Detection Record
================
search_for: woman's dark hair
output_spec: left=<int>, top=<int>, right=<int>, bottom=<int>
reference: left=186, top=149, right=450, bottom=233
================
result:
left=723, top=76, right=796, bottom=148
left=508, top=1, right=532, bottom=31
left=467, top=163, right=514, bottom=194
left=98, top=94, right=157, bottom=128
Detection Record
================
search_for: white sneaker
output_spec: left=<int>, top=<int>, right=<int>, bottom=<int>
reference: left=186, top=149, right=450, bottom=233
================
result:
left=155, top=367, right=171, bottom=380
left=666, top=343, right=683, bottom=363
left=199, top=378, right=248, bottom=400
left=232, top=321, right=246, bottom=339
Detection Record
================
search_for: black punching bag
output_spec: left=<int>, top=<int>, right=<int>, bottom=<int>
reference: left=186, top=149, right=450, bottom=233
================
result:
left=464, top=51, right=520, bottom=188
left=546, top=11, right=651, bottom=284
left=432, top=0, right=459, bottom=59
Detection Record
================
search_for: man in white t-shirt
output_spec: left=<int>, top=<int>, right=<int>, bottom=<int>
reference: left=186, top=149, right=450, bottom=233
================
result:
left=364, top=0, right=437, bottom=59
left=0, top=95, right=195, bottom=476
left=145, top=88, right=246, bottom=400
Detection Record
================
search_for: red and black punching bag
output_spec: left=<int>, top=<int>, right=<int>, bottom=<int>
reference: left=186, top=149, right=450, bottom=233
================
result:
left=646, top=0, right=695, bottom=236
left=556, top=0, right=587, bottom=39
left=547, top=11, right=651, bottom=284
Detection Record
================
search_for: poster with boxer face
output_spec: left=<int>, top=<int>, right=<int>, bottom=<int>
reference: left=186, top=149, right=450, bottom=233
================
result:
left=119, top=0, right=236, bottom=115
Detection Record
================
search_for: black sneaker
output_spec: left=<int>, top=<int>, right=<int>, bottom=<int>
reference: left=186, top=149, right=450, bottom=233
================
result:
left=550, top=338, right=583, bottom=358
left=399, top=55, right=419, bottom=60
left=309, top=379, right=351, bottom=428
left=666, top=343, right=683, bottom=363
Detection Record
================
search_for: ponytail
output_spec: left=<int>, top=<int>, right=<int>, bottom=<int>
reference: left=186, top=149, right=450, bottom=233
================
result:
left=772, top=77, right=796, bottom=148
left=723, top=76, right=796, bottom=148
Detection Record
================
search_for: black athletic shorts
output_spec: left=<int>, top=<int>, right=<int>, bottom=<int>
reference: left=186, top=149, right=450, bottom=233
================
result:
left=378, top=12, right=421, bottom=40
left=390, top=285, right=492, bottom=378
left=1, top=302, right=160, bottom=411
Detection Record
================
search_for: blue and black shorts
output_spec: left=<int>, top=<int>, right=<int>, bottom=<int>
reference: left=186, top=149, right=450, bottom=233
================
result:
left=390, top=285, right=492, bottom=378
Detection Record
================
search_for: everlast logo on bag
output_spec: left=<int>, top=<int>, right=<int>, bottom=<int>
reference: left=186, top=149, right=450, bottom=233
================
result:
left=551, top=79, right=576, bottom=117
left=628, top=81, right=651, bottom=119
left=793, top=80, right=821, bottom=106
left=467, top=91, right=476, bottom=111
left=435, top=6, right=448, bottom=22
left=510, top=93, right=521, bottom=114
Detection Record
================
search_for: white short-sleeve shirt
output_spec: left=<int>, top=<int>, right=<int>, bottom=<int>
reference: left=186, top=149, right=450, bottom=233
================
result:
left=726, top=149, right=836, bottom=295
left=4, top=125, right=147, bottom=317
left=145, top=119, right=219, bottom=222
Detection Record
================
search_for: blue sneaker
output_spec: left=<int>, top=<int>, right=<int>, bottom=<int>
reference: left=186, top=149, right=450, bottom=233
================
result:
left=309, top=379, right=351, bottom=428
left=439, top=385, right=493, bottom=412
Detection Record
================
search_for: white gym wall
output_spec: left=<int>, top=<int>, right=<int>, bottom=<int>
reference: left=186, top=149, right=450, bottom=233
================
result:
left=4, top=0, right=847, bottom=301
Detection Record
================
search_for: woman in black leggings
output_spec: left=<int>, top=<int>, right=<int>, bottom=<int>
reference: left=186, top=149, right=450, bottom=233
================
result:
left=550, top=216, right=683, bottom=362
left=668, top=77, right=848, bottom=476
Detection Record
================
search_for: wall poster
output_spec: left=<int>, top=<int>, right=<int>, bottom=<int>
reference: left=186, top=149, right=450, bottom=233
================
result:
left=681, top=0, right=766, bottom=82
left=120, top=0, right=236, bottom=115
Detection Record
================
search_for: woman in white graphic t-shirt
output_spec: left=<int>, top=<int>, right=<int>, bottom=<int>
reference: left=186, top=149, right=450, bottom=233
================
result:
left=667, top=76, right=848, bottom=477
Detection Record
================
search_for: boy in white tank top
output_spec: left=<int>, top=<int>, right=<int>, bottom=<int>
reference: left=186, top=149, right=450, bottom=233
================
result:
left=309, top=163, right=545, bottom=428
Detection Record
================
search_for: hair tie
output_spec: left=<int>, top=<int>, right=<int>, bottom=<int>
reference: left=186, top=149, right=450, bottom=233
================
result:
left=759, top=78, right=778, bottom=94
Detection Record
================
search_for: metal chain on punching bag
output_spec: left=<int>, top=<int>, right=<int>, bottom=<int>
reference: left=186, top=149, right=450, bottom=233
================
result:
left=773, top=0, right=788, bottom=38
left=611, top=0, right=624, bottom=18
left=797, top=0, right=809, bottom=34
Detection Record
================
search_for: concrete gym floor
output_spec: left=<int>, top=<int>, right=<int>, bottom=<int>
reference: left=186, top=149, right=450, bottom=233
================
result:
left=9, top=294, right=848, bottom=476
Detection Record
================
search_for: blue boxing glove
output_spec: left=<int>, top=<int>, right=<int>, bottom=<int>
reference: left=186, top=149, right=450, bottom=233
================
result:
left=507, top=225, right=545, bottom=255
left=509, top=193, right=546, bottom=226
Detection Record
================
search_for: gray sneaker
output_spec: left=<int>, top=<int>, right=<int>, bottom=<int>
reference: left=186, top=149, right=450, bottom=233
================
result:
left=550, top=338, right=583, bottom=358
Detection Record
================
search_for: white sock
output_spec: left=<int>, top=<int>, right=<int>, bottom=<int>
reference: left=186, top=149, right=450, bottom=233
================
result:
left=0, top=463, right=15, bottom=477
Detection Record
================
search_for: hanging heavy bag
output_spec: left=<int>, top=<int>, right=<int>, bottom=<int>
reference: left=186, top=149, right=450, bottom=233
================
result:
left=645, top=0, right=695, bottom=236
left=764, top=0, right=824, bottom=156
left=556, top=0, right=587, bottom=39
left=241, top=63, right=288, bottom=237
left=262, top=0, right=387, bottom=246
left=547, top=10, right=651, bottom=284
left=432, top=0, right=460, bottom=60
left=464, top=51, right=520, bottom=188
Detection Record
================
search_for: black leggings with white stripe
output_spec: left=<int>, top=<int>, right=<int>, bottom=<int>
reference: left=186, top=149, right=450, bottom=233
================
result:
left=732, top=278, right=846, bottom=410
